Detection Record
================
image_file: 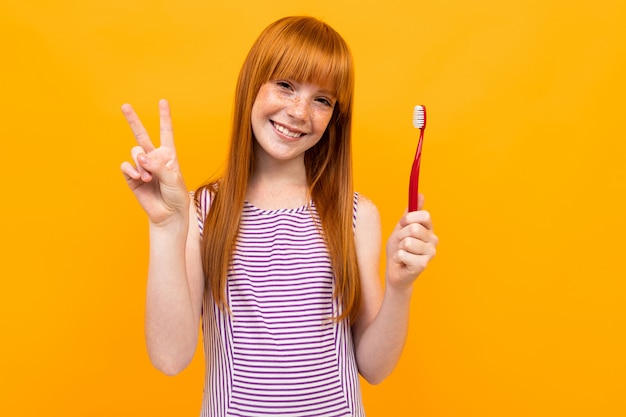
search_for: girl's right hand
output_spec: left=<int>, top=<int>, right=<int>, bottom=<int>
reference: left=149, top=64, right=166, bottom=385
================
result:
left=120, top=99, right=189, bottom=226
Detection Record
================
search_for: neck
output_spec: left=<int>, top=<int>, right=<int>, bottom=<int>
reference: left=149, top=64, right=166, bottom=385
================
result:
left=247, top=156, right=310, bottom=211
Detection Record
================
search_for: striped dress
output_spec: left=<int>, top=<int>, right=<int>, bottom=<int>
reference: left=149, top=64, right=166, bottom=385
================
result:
left=195, top=189, right=365, bottom=417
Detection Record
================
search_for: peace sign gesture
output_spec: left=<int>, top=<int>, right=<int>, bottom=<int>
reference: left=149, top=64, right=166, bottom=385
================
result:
left=120, top=99, right=189, bottom=226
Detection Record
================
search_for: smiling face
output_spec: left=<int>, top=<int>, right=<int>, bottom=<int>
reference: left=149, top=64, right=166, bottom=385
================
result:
left=250, top=79, right=336, bottom=166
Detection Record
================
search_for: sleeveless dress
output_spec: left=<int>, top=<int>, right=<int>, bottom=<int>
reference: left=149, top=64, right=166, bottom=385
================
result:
left=195, top=189, right=365, bottom=417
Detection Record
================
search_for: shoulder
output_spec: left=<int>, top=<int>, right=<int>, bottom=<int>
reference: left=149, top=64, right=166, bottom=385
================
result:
left=354, top=193, right=381, bottom=241
left=355, top=193, right=380, bottom=227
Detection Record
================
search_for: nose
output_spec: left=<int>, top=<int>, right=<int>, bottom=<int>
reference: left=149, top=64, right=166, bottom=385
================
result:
left=286, top=95, right=308, bottom=121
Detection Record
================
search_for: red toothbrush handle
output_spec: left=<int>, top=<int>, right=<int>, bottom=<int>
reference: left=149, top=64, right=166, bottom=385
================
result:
left=409, top=154, right=421, bottom=212
left=409, top=133, right=424, bottom=212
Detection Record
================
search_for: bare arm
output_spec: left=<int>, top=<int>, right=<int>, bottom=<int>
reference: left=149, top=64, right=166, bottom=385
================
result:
left=352, top=194, right=438, bottom=384
left=144, top=201, right=205, bottom=375
left=120, top=100, right=205, bottom=375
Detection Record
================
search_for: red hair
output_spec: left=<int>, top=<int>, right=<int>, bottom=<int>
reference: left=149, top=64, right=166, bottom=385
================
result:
left=197, top=16, right=360, bottom=321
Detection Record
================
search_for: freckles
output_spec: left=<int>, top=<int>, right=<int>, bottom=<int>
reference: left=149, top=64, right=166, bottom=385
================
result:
left=256, top=85, right=281, bottom=106
left=270, top=92, right=289, bottom=108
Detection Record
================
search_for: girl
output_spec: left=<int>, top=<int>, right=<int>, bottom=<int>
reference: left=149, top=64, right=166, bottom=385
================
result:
left=121, top=16, right=438, bottom=417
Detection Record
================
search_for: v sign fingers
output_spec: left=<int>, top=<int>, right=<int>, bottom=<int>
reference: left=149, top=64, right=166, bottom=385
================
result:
left=120, top=99, right=189, bottom=226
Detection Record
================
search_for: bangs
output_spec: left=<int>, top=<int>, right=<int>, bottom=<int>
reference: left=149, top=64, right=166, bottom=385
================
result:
left=255, top=18, right=354, bottom=114
left=272, top=44, right=352, bottom=109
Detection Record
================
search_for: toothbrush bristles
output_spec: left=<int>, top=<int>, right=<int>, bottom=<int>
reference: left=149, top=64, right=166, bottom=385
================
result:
left=413, top=105, right=426, bottom=129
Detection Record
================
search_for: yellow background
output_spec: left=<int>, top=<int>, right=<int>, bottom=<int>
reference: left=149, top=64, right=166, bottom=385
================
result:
left=1, top=0, right=625, bottom=416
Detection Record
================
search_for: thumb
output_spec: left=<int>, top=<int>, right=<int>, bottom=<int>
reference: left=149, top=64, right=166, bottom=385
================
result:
left=417, top=193, right=425, bottom=211
left=137, top=153, right=181, bottom=185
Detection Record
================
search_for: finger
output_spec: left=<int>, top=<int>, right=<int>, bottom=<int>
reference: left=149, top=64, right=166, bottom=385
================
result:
left=131, top=146, right=153, bottom=182
left=399, top=234, right=438, bottom=257
left=120, top=161, right=141, bottom=181
left=120, top=161, right=151, bottom=192
left=158, top=99, right=175, bottom=149
left=400, top=210, right=434, bottom=231
left=130, top=144, right=182, bottom=186
left=394, top=249, right=431, bottom=275
left=417, top=193, right=425, bottom=211
left=121, top=103, right=156, bottom=152
left=396, top=221, right=438, bottom=245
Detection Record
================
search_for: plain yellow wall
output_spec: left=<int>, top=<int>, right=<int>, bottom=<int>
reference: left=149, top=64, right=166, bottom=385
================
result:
left=1, top=0, right=625, bottom=416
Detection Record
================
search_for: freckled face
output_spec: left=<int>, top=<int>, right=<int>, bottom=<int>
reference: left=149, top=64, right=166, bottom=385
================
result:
left=250, top=80, right=336, bottom=164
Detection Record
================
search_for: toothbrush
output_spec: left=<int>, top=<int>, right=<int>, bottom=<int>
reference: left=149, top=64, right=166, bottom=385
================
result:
left=409, top=105, right=427, bottom=212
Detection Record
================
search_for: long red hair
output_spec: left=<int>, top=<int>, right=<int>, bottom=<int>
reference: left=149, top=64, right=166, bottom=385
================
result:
left=196, top=16, right=360, bottom=321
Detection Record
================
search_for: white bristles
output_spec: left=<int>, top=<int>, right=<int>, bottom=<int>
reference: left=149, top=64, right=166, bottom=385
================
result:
left=413, top=105, right=426, bottom=129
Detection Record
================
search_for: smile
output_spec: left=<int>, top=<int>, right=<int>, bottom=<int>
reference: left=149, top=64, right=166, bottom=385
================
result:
left=272, top=121, right=304, bottom=138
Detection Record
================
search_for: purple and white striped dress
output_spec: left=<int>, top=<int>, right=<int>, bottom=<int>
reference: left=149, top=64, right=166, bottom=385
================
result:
left=195, top=189, right=364, bottom=417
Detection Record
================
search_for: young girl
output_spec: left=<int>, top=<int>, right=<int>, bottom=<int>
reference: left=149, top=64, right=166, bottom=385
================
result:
left=121, top=16, right=438, bottom=417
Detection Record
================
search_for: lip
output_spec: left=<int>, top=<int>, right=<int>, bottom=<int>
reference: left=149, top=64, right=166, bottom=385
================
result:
left=271, top=120, right=305, bottom=139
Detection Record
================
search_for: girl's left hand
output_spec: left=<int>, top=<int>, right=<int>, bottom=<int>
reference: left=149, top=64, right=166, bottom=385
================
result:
left=386, top=195, right=439, bottom=290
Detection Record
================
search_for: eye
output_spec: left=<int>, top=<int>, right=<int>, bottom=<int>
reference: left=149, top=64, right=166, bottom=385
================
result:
left=276, top=80, right=293, bottom=90
left=315, top=97, right=334, bottom=108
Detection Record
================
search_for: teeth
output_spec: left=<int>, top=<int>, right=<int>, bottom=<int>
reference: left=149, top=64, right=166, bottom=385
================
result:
left=273, top=122, right=303, bottom=138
